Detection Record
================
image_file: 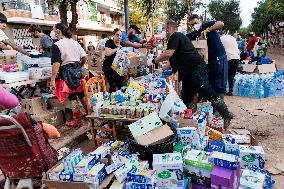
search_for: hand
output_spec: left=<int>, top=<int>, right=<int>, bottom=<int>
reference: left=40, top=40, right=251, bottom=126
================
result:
left=141, top=39, right=147, bottom=43
left=200, top=31, right=207, bottom=40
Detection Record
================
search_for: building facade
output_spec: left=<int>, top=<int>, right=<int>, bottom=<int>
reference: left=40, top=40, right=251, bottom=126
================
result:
left=0, top=0, right=125, bottom=48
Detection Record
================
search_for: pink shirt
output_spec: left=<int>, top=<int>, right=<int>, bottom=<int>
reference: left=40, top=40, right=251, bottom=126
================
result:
left=0, top=86, right=19, bottom=109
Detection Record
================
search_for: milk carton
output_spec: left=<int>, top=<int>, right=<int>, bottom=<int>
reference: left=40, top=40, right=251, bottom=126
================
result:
left=239, top=169, right=265, bottom=189
left=74, top=156, right=98, bottom=174
left=115, top=164, right=133, bottom=183
left=209, top=151, right=239, bottom=170
left=89, top=146, right=110, bottom=159
left=84, top=163, right=106, bottom=184
left=153, top=153, right=184, bottom=189
left=184, top=150, right=213, bottom=178
left=49, top=163, right=64, bottom=181
left=239, top=145, right=265, bottom=168
left=222, top=134, right=239, bottom=156
left=177, top=127, right=200, bottom=148
left=127, top=167, right=155, bottom=183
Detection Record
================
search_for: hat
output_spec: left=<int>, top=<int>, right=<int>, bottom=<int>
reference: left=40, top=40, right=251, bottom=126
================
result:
left=0, top=12, right=7, bottom=23
left=129, top=25, right=141, bottom=34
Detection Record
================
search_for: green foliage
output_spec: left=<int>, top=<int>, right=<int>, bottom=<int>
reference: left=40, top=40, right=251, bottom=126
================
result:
left=89, top=2, right=97, bottom=22
left=208, top=0, right=242, bottom=33
left=163, top=0, right=187, bottom=26
left=251, top=0, right=284, bottom=35
left=238, top=27, right=251, bottom=39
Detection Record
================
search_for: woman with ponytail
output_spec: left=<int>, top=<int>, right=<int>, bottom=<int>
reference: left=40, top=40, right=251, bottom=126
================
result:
left=51, top=23, right=87, bottom=127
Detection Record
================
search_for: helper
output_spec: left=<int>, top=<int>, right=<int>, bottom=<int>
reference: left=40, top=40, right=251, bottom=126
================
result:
left=153, top=20, right=233, bottom=128
left=220, top=32, right=240, bottom=96
left=187, top=14, right=227, bottom=98
left=51, top=23, right=87, bottom=127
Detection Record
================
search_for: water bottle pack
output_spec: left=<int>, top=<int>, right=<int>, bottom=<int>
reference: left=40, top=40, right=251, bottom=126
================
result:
left=233, top=72, right=284, bottom=98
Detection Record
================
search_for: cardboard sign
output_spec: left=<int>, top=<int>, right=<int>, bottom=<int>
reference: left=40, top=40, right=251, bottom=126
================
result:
left=0, top=50, right=17, bottom=66
left=128, top=112, right=163, bottom=137
left=192, top=40, right=208, bottom=63
left=21, top=97, right=47, bottom=115
left=87, top=50, right=104, bottom=73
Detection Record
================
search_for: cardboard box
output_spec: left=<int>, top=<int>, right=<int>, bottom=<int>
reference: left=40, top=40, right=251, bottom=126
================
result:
left=32, top=110, right=64, bottom=126
left=177, top=118, right=198, bottom=128
left=135, top=124, right=174, bottom=146
left=192, top=40, right=208, bottom=63
left=0, top=50, right=17, bottom=66
left=208, top=151, right=239, bottom=170
left=239, top=169, right=265, bottom=189
left=242, top=63, right=276, bottom=74
left=239, top=145, right=265, bottom=169
left=28, top=67, right=52, bottom=79
left=21, top=97, right=47, bottom=115
left=227, top=129, right=259, bottom=145
left=87, top=50, right=104, bottom=73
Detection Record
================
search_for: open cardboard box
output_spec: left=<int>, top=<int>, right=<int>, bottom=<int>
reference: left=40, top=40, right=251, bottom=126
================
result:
left=227, top=129, right=260, bottom=146
left=242, top=63, right=276, bottom=74
left=42, top=160, right=114, bottom=189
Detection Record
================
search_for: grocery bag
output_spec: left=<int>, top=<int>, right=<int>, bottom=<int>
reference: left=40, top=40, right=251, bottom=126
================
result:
left=192, top=39, right=208, bottom=63
left=159, top=83, right=187, bottom=119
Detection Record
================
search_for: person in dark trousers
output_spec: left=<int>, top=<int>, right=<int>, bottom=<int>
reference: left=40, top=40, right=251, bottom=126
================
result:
left=187, top=14, right=228, bottom=99
left=28, top=24, right=53, bottom=57
left=220, top=32, right=240, bottom=96
left=103, top=28, right=125, bottom=93
left=153, top=20, right=233, bottom=128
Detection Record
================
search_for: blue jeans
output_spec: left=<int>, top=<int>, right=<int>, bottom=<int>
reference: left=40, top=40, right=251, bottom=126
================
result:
left=208, top=55, right=228, bottom=94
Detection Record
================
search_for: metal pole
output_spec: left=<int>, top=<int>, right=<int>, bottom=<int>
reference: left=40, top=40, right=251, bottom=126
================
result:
left=124, top=0, right=129, bottom=31
left=151, top=0, right=154, bottom=36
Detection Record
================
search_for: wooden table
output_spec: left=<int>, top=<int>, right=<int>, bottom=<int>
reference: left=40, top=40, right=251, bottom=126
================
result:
left=86, top=114, right=139, bottom=146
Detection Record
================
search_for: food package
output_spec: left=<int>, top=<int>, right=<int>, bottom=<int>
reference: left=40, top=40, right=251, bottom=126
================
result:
left=208, top=141, right=224, bottom=153
left=153, top=153, right=184, bottom=189
left=209, top=118, right=224, bottom=133
left=222, top=134, right=240, bottom=156
left=48, top=163, right=64, bottom=181
left=127, top=167, right=155, bottom=183
left=239, top=145, right=265, bottom=169
left=223, top=134, right=251, bottom=144
left=211, top=164, right=240, bottom=189
left=89, top=145, right=110, bottom=159
left=84, top=163, right=106, bottom=185
left=239, top=169, right=265, bottom=189
left=63, top=149, right=83, bottom=173
left=115, top=164, right=133, bottom=183
left=128, top=112, right=163, bottom=138
left=208, top=151, right=239, bottom=170
left=126, top=81, right=145, bottom=100
left=177, top=127, right=200, bottom=148
left=74, top=156, right=98, bottom=174
left=205, top=127, right=223, bottom=141
left=184, top=150, right=213, bottom=178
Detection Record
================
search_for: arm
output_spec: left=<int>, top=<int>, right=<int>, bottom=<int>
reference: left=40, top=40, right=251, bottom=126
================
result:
left=105, top=47, right=119, bottom=56
left=124, top=41, right=145, bottom=49
left=80, top=56, right=87, bottom=66
left=154, top=49, right=175, bottom=63
left=0, top=86, right=19, bottom=109
left=51, top=62, right=60, bottom=85
left=2, top=39, right=29, bottom=56
left=207, top=21, right=224, bottom=32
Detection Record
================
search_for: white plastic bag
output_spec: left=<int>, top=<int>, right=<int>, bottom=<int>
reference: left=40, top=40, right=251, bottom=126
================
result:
left=159, top=83, right=187, bottom=119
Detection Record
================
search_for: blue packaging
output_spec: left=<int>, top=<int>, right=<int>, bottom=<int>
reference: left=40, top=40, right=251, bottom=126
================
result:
left=208, top=141, right=223, bottom=152
left=209, top=151, right=239, bottom=170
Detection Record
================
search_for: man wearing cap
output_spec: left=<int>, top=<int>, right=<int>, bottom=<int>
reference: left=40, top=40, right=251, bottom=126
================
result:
left=246, top=32, right=258, bottom=57
left=0, top=12, right=30, bottom=56
left=187, top=14, right=227, bottom=99
left=121, top=25, right=147, bottom=49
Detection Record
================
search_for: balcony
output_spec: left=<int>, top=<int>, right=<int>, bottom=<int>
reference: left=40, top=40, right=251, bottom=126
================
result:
left=77, top=19, right=124, bottom=32
left=1, top=1, right=60, bottom=26
left=93, top=0, right=124, bottom=13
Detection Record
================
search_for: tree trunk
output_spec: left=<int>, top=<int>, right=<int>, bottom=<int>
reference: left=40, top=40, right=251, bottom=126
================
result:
left=70, top=0, right=79, bottom=35
left=58, top=0, right=68, bottom=25
left=184, top=0, right=192, bottom=32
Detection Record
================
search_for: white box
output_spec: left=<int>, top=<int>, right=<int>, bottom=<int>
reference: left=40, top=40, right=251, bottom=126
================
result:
left=239, top=145, right=265, bottom=168
left=153, top=153, right=183, bottom=171
left=240, top=169, right=265, bottom=189
left=28, top=67, right=51, bottom=79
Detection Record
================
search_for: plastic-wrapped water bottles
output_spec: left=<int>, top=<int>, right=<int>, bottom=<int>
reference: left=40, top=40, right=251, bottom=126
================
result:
left=233, top=73, right=284, bottom=98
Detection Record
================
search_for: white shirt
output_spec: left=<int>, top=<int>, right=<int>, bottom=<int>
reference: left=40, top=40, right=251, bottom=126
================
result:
left=221, top=35, right=240, bottom=61
left=0, top=30, right=9, bottom=41
left=55, top=38, right=87, bottom=66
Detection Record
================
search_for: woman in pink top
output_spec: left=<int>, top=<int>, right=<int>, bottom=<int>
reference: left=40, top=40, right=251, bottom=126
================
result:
left=0, top=86, right=19, bottom=111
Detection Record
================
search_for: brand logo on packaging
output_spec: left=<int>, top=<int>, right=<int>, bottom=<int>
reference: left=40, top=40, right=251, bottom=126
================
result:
left=158, top=170, right=172, bottom=179
left=242, top=155, right=256, bottom=162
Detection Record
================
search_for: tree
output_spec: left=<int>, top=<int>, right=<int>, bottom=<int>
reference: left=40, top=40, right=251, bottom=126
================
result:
left=208, top=0, right=242, bottom=33
left=164, top=0, right=187, bottom=26
left=53, top=0, right=79, bottom=35
left=251, top=0, right=284, bottom=36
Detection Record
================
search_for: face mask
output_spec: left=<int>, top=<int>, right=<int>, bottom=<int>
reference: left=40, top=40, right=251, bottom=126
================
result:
left=50, top=30, right=57, bottom=40
left=193, top=23, right=201, bottom=31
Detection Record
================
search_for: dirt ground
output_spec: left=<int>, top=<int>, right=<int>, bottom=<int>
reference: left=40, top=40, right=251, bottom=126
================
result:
left=225, top=47, right=284, bottom=188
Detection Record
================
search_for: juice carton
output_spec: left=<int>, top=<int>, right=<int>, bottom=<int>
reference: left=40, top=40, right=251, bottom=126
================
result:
left=152, top=153, right=183, bottom=171
left=84, top=163, right=106, bottom=184
left=177, top=127, right=200, bottom=148
left=209, top=151, right=239, bottom=170
left=115, top=164, right=133, bottom=183
left=89, top=146, right=110, bottom=159
left=74, top=156, right=98, bottom=174
left=155, top=169, right=184, bottom=189
left=183, top=150, right=213, bottom=178
left=222, top=134, right=239, bottom=156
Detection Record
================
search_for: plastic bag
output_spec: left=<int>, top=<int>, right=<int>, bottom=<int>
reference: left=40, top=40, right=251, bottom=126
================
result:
left=159, top=83, right=187, bottom=119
